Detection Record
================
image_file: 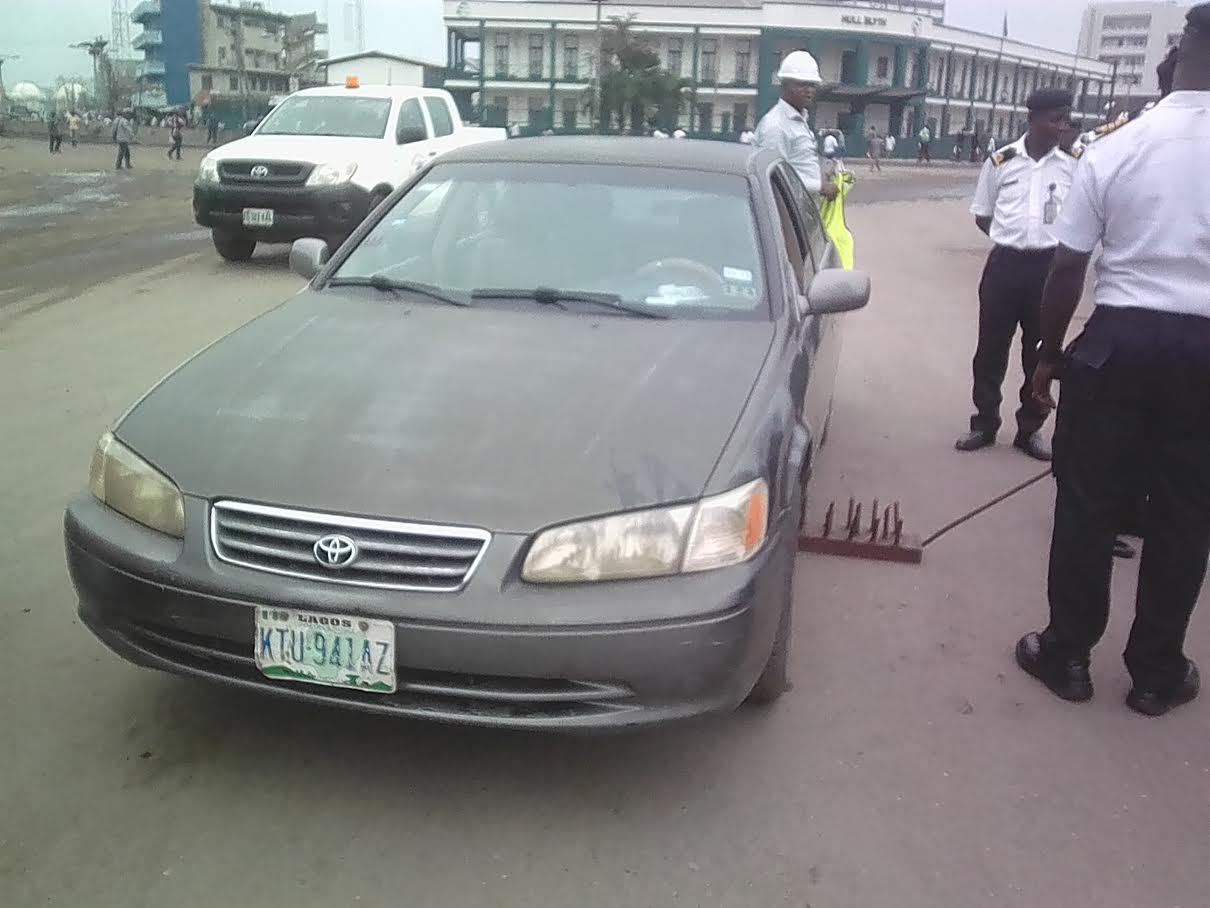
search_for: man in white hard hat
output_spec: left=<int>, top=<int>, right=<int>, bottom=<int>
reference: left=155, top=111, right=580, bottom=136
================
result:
left=754, top=50, right=838, bottom=201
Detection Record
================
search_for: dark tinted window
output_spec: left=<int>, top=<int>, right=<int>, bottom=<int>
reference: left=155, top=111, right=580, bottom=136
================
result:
left=423, top=97, right=454, bottom=137
left=396, top=98, right=427, bottom=143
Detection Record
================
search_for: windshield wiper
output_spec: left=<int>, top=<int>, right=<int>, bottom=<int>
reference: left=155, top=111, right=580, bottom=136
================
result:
left=329, top=274, right=472, bottom=308
left=471, top=287, right=668, bottom=320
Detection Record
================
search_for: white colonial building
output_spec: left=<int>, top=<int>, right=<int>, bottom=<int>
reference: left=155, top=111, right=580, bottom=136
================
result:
left=443, top=0, right=1116, bottom=152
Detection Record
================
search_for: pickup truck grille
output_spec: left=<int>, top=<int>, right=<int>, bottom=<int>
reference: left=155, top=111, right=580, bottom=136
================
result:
left=210, top=501, right=491, bottom=592
left=219, top=160, right=312, bottom=186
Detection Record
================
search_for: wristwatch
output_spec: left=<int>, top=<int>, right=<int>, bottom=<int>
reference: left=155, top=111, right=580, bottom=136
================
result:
left=1036, top=340, right=1064, bottom=366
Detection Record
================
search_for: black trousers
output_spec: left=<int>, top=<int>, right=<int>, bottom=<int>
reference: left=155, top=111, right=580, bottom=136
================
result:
left=970, top=245, right=1052, bottom=437
left=169, top=135, right=183, bottom=159
left=49, top=133, right=62, bottom=153
left=1046, top=306, right=1210, bottom=690
left=116, top=142, right=131, bottom=169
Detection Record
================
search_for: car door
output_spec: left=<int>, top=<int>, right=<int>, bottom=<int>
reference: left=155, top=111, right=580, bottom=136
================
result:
left=421, top=94, right=460, bottom=160
left=777, top=163, right=844, bottom=446
left=393, top=96, right=434, bottom=181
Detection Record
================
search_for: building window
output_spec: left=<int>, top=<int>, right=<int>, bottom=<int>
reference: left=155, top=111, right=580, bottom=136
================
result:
left=201, top=74, right=213, bottom=90
left=1102, top=14, right=1151, bottom=30
left=733, top=102, right=749, bottom=132
left=876, top=56, right=890, bottom=80
left=696, top=101, right=713, bottom=132
left=216, top=14, right=225, bottom=28
left=562, top=98, right=577, bottom=128
left=493, top=95, right=509, bottom=119
left=528, top=34, right=544, bottom=79
left=528, top=95, right=545, bottom=126
left=564, top=35, right=579, bottom=80
left=229, top=75, right=239, bottom=91
left=734, top=39, right=751, bottom=85
left=218, top=45, right=227, bottom=64
left=699, top=38, right=718, bottom=83
left=493, top=35, right=510, bottom=78
left=667, top=37, right=683, bottom=76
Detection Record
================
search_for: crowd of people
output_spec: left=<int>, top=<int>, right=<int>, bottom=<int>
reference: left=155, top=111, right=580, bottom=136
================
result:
left=40, top=106, right=223, bottom=170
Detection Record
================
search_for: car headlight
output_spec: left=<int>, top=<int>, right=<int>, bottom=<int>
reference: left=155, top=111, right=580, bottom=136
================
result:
left=522, top=479, right=768, bottom=583
left=306, top=162, right=358, bottom=186
left=88, top=431, right=185, bottom=538
left=198, top=156, right=219, bottom=183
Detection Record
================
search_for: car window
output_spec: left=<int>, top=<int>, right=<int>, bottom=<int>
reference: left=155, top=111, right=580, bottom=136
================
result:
left=256, top=95, right=391, bottom=138
left=771, top=175, right=808, bottom=292
left=334, top=162, right=768, bottom=321
left=423, top=97, right=455, bottom=137
left=396, top=98, right=427, bottom=143
left=777, top=163, right=828, bottom=268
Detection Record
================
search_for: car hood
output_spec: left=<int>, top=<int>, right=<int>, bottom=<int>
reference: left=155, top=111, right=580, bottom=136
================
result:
left=208, top=134, right=384, bottom=165
left=117, top=291, right=774, bottom=533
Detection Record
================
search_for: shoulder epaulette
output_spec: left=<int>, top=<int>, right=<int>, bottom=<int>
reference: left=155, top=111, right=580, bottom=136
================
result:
left=1089, top=106, right=1148, bottom=142
left=990, top=146, right=1018, bottom=166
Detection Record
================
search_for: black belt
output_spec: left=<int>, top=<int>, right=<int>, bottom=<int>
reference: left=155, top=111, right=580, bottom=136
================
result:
left=993, top=245, right=1056, bottom=258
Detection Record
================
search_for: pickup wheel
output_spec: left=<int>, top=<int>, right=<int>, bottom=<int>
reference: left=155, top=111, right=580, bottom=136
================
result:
left=212, top=229, right=256, bottom=262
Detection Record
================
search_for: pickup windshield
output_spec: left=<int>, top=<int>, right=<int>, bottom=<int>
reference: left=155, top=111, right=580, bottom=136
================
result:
left=256, top=95, right=393, bottom=139
left=332, top=162, right=768, bottom=321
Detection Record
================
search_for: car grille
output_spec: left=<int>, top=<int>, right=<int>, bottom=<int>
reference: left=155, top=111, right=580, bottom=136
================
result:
left=210, top=501, right=490, bottom=592
left=218, top=160, right=312, bottom=185
left=119, top=620, right=640, bottom=726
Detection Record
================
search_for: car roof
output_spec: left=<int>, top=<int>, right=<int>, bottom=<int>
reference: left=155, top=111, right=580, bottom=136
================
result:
left=438, top=136, right=777, bottom=177
left=292, top=85, right=445, bottom=101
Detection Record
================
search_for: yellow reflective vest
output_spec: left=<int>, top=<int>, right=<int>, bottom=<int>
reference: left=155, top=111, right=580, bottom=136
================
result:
left=818, top=169, right=856, bottom=270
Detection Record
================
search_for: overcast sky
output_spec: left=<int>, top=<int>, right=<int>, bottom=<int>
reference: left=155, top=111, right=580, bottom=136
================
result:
left=1, top=0, right=1094, bottom=88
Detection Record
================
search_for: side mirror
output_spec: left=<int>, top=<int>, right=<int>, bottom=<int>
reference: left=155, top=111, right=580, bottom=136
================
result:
left=289, top=238, right=330, bottom=280
left=396, top=124, right=427, bottom=145
left=803, top=268, right=871, bottom=315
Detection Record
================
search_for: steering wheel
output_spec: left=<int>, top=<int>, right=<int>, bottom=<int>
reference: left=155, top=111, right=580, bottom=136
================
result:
left=635, top=257, right=726, bottom=292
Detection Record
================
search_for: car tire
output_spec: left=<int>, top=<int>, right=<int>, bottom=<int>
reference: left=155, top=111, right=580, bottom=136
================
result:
left=212, top=229, right=256, bottom=262
left=746, top=490, right=799, bottom=705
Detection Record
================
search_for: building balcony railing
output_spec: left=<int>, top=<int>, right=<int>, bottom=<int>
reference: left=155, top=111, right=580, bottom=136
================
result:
left=132, top=29, right=163, bottom=50
left=138, top=60, right=167, bottom=78
left=130, top=0, right=161, bottom=24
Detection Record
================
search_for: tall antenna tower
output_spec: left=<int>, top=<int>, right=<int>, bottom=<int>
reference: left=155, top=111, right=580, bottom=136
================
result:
left=111, top=0, right=131, bottom=58
left=343, top=0, right=365, bottom=53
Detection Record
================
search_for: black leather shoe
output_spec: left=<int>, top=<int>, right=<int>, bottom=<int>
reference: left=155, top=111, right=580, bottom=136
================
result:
left=1114, top=538, right=1137, bottom=559
left=1126, top=660, right=1200, bottom=717
left=1013, top=432, right=1052, bottom=461
left=1015, top=632, right=1093, bottom=702
left=955, top=430, right=996, bottom=452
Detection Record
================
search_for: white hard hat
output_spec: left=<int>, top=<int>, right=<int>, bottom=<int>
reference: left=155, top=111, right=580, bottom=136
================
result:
left=777, top=50, right=822, bottom=84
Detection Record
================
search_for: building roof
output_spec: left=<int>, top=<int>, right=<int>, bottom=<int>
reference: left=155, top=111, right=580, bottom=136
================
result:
left=210, top=2, right=291, bottom=22
left=438, top=135, right=774, bottom=175
left=321, top=51, right=436, bottom=68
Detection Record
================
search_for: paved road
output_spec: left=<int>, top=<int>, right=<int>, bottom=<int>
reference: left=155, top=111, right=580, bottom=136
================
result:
left=3, top=138, right=1206, bottom=908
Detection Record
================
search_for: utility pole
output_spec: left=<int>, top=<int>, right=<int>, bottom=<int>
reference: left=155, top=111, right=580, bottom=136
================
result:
left=589, top=0, right=606, bottom=131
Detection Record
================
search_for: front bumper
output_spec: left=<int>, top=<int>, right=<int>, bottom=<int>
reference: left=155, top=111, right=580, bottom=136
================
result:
left=64, top=495, right=793, bottom=730
left=192, top=180, right=372, bottom=244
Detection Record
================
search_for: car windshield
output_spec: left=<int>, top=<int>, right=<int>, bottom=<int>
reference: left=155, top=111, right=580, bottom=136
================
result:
left=256, top=95, right=392, bottom=138
left=331, top=162, right=768, bottom=320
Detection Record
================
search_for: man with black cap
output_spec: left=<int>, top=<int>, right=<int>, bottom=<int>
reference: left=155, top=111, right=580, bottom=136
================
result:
left=956, top=88, right=1076, bottom=461
left=1017, top=3, right=1210, bottom=716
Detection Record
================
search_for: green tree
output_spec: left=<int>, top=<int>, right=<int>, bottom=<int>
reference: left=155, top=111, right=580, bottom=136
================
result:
left=596, top=16, right=687, bottom=132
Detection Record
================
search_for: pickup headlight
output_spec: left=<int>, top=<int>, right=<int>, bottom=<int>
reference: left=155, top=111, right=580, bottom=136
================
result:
left=522, top=479, right=768, bottom=583
left=88, top=432, right=185, bottom=538
left=198, top=156, right=219, bottom=183
left=306, top=162, right=358, bottom=186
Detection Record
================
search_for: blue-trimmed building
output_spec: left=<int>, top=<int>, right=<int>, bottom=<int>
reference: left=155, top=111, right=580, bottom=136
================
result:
left=131, top=0, right=197, bottom=108
left=444, top=0, right=1115, bottom=151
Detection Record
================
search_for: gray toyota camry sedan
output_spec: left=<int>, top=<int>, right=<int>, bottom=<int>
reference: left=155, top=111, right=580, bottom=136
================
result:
left=65, top=138, right=869, bottom=730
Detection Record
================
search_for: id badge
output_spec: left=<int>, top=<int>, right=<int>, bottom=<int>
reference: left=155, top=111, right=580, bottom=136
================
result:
left=1043, top=198, right=1058, bottom=225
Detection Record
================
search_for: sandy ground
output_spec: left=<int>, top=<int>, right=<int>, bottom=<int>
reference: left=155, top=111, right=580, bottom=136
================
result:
left=1, top=137, right=1206, bottom=908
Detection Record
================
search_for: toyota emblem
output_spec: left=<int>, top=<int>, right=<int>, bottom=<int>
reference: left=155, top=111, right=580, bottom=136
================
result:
left=313, top=534, right=358, bottom=568
left=250, top=164, right=270, bottom=178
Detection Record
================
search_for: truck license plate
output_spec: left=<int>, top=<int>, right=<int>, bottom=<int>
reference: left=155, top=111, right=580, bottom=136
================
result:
left=242, top=207, right=274, bottom=227
left=254, top=607, right=396, bottom=693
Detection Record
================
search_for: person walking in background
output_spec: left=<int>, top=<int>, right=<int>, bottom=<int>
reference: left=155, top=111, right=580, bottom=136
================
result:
left=67, top=110, right=81, bottom=148
left=168, top=113, right=184, bottom=161
left=917, top=123, right=931, bottom=163
left=113, top=109, right=136, bottom=170
left=48, top=113, right=64, bottom=154
left=754, top=50, right=838, bottom=202
left=955, top=88, right=1077, bottom=461
left=1018, top=5, right=1210, bottom=716
left=866, top=127, right=884, bottom=172
left=885, top=132, right=896, bottom=156
left=206, top=111, right=219, bottom=145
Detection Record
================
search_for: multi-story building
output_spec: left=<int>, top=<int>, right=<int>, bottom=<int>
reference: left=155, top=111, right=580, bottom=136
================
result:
left=444, top=0, right=1114, bottom=151
left=129, top=0, right=326, bottom=113
left=1077, top=1, right=1190, bottom=103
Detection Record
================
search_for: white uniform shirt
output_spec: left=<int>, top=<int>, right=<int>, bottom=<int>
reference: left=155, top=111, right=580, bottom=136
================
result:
left=1054, top=91, right=1210, bottom=318
left=754, top=98, right=822, bottom=193
left=970, top=136, right=1077, bottom=250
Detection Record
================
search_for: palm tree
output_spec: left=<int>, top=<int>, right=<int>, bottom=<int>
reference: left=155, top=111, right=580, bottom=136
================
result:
left=596, top=16, right=688, bottom=132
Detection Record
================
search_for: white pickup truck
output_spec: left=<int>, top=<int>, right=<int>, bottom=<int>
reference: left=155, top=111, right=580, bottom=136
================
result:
left=193, top=84, right=506, bottom=261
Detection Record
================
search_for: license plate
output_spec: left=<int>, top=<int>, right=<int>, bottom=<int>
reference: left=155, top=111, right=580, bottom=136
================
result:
left=242, top=207, right=274, bottom=227
left=254, top=607, right=396, bottom=693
